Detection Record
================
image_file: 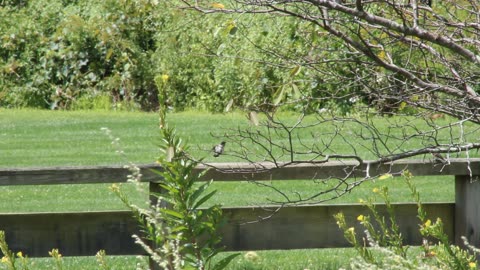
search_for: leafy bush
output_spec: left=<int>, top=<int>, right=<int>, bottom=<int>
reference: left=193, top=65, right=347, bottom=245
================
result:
left=0, top=0, right=371, bottom=113
left=335, top=171, right=478, bottom=270
left=0, top=0, right=160, bottom=110
left=106, top=101, right=237, bottom=269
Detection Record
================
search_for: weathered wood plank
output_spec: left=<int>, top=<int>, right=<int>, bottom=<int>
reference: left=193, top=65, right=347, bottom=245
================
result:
left=0, top=166, right=136, bottom=186
left=0, top=161, right=467, bottom=260
left=0, top=211, right=143, bottom=257
left=0, top=203, right=453, bottom=257
left=455, top=175, right=480, bottom=259
left=220, top=203, right=454, bottom=251
left=200, top=159, right=480, bottom=181
left=0, top=159, right=479, bottom=185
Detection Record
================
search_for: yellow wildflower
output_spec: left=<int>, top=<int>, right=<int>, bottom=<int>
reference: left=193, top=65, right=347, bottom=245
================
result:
left=16, top=251, right=23, bottom=258
left=424, top=219, right=432, bottom=228
left=424, top=250, right=436, bottom=257
left=372, top=187, right=380, bottom=193
left=469, top=262, right=476, bottom=269
left=161, top=74, right=169, bottom=83
left=109, top=183, right=120, bottom=192
left=357, top=215, right=365, bottom=222
left=49, top=249, right=62, bottom=258
left=1, top=256, right=9, bottom=263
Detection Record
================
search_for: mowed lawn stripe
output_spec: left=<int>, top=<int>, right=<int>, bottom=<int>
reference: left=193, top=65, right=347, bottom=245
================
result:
left=0, top=109, right=454, bottom=213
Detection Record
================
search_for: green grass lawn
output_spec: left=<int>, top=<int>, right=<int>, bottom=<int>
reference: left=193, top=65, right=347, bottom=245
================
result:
left=0, top=176, right=452, bottom=213
left=0, top=109, right=456, bottom=213
left=16, top=248, right=355, bottom=270
left=0, top=109, right=260, bottom=168
left=22, top=246, right=425, bottom=270
left=215, top=248, right=358, bottom=270
left=0, top=109, right=461, bottom=269
left=22, top=255, right=149, bottom=270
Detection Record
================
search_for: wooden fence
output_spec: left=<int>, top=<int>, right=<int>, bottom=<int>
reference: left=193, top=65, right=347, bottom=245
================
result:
left=0, top=159, right=479, bottom=258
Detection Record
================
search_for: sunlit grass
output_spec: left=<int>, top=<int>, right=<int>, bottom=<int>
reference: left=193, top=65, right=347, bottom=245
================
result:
left=24, top=248, right=356, bottom=270
left=0, top=109, right=457, bottom=213
left=27, top=247, right=422, bottom=270
left=26, top=255, right=149, bottom=270
left=3, top=109, right=476, bottom=168
left=0, top=176, right=453, bottom=213
left=0, top=183, right=149, bottom=212
left=216, top=248, right=357, bottom=270
left=0, top=109, right=462, bottom=269
left=207, top=175, right=454, bottom=207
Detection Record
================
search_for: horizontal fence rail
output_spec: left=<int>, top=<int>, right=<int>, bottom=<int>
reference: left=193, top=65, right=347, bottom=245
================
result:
left=0, top=159, right=479, bottom=259
left=0, top=203, right=454, bottom=257
left=1, top=158, right=480, bottom=185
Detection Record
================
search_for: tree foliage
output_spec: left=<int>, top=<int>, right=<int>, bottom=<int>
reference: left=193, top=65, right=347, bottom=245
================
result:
left=183, top=0, right=480, bottom=119
left=1, top=0, right=370, bottom=112
left=177, top=0, right=480, bottom=208
left=2, top=1, right=479, bottom=115
left=0, top=0, right=161, bottom=110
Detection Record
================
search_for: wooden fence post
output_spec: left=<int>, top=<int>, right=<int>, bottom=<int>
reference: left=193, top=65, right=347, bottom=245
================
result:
left=455, top=175, right=480, bottom=258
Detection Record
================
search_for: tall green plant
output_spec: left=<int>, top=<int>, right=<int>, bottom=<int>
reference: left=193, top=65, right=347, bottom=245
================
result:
left=334, top=171, right=478, bottom=270
left=110, top=101, right=237, bottom=269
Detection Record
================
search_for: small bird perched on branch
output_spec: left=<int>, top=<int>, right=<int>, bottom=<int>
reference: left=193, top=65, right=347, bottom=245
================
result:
left=213, top=141, right=226, bottom=157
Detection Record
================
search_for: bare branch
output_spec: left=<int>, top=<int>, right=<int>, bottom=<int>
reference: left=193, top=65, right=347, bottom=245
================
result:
left=180, top=0, right=480, bottom=206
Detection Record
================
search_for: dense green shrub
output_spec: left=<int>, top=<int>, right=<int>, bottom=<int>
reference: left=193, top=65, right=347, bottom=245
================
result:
left=0, top=0, right=160, bottom=110
left=0, top=0, right=377, bottom=113
left=335, top=171, right=479, bottom=270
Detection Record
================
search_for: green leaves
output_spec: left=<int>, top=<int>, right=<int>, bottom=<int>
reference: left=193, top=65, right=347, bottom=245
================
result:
left=135, top=122, right=230, bottom=269
left=0, top=0, right=161, bottom=110
left=336, top=171, right=479, bottom=269
left=273, top=65, right=303, bottom=106
left=193, top=190, right=217, bottom=211
left=1, top=0, right=363, bottom=114
left=189, top=181, right=214, bottom=209
left=211, top=253, right=241, bottom=270
left=161, top=208, right=184, bottom=220
left=108, top=116, right=232, bottom=269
